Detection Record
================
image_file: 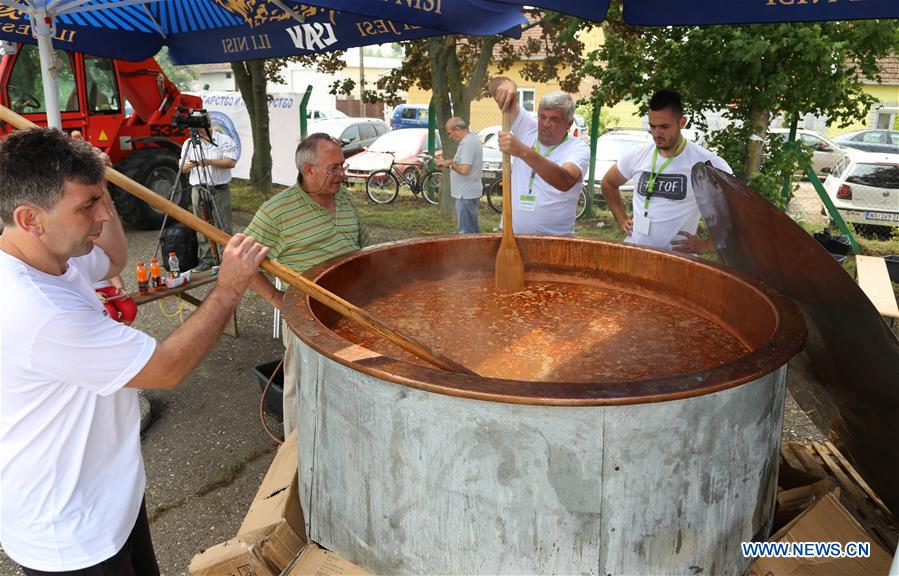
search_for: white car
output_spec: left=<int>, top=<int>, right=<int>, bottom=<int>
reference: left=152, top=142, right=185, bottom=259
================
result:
left=823, top=150, right=899, bottom=234
left=305, top=108, right=347, bottom=121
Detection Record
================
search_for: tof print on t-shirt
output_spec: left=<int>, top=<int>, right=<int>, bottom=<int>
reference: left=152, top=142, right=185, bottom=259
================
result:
left=634, top=173, right=688, bottom=201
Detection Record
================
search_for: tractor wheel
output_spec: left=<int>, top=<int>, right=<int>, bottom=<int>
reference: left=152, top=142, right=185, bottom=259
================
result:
left=112, top=149, right=186, bottom=230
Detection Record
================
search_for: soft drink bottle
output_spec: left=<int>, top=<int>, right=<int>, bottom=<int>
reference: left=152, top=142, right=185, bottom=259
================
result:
left=149, top=258, right=163, bottom=291
left=135, top=262, right=149, bottom=294
left=167, top=252, right=180, bottom=278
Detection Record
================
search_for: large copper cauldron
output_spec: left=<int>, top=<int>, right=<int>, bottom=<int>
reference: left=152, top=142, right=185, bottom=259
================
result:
left=283, top=235, right=806, bottom=575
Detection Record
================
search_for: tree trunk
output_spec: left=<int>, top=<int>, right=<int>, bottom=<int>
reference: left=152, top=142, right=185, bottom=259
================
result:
left=428, top=38, right=456, bottom=216
left=232, top=60, right=272, bottom=196
left=743, top=106, right=771, bottom=180
left=429, top=36, right=500, bottom=217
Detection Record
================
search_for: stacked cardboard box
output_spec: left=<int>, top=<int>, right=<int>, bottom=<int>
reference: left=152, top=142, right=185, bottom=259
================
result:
left=188, top=432, right=369, bottom=576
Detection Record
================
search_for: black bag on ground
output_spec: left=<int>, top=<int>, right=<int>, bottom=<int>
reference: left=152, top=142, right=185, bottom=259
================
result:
left=161, top=223, right=199, bottom=272
left=813, top=229, right=851, bottom=256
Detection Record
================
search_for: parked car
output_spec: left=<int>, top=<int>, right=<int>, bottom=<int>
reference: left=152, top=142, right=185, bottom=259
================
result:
left=345, top=128, right=442, bottom=181
left=307, top=117, right=389, bottom=158
left=770, top=128, right=846, bottom=177
left=390, top=104, right=429, bottom=129
left=823, top=149, right=899, bottom=236
left=834, top=129, right=899, bottom=155
left=305, top=108, right=347, bottom=121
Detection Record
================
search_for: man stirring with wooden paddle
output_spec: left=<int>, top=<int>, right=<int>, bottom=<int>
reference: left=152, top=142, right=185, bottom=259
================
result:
left=0, top=127, right=268, bottom=575
left=488, top=77, right=591, bottom=237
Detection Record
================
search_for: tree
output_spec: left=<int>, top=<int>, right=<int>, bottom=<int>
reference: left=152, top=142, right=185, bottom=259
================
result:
left=228, top=13, right=584, bottom=200
left=231, top=52, right=346, bottom=195
left=579, top=6, right=899, bottom=205
left=155, top=47, right=200, bottom=91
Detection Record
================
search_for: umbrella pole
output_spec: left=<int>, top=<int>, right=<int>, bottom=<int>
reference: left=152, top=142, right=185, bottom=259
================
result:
left=33, top=12, right=63, bottom=129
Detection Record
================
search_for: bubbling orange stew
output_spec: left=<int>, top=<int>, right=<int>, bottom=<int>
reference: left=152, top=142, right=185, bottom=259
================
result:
left=332, top=278, right=749, bottom=382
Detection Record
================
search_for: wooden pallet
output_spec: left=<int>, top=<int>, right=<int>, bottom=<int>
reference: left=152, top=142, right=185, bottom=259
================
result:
left=781, top=441, right=897, bottom=552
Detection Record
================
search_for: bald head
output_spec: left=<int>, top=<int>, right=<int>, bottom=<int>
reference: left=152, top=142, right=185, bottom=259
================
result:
left=445, top=117, right=469, bottom=143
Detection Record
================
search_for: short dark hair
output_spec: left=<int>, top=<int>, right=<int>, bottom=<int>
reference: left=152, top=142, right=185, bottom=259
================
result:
left=0, top=128, right=106, bottom=226
left=295, top=133, right=341, bottom=183
left=649, top=90, right=684, bottom=117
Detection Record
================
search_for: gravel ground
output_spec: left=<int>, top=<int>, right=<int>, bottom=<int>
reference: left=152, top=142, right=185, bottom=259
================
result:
left=0, top=204, right=828, bottom=575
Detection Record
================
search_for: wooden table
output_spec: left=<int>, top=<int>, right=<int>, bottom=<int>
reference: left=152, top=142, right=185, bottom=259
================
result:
left=130, top=270, right=239, bottom=337
left=856, top=255, right=899, bottom=321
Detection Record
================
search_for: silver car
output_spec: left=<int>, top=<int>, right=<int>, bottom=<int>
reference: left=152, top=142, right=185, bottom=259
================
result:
left=770, top=128, right=847, bottom=177
left=834, top=129, right=899, bottom=155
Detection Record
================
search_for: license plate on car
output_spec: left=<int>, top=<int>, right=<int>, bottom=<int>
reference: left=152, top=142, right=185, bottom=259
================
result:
left=865, top=211, right=899, bottom=222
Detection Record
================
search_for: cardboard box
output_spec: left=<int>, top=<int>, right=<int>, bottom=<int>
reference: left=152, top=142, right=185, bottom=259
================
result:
left=188, top=527, right=283, bottom=576
left=189, top=431, right=307, bottom=576
left=746, top=491, right=892, bottom=576
left=282, top=543, right=371, bottom=576
left=772, top=465, right=835, bottom=532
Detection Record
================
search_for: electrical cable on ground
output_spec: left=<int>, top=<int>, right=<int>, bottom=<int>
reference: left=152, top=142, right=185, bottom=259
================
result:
left=259, top=358, right=284, bottom=444
left=157, top=297, right=186, bottom=322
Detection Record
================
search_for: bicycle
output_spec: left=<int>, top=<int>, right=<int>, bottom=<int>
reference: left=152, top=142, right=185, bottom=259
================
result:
left=366, top=152, right=443, bottom=205
left=485, top=178, right=590, bottom=220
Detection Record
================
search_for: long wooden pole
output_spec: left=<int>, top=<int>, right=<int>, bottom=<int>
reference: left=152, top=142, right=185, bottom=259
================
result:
left=0, top=105, right=477, bottom=376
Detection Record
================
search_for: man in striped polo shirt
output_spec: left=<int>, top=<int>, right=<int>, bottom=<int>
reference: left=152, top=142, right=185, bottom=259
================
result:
left=247, top=133, right=370, bottom=434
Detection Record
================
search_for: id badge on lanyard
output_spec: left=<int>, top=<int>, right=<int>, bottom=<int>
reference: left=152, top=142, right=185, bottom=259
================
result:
left=521, top=135, right=567, bottom=212
left=634, top=207, right=651, bottom=235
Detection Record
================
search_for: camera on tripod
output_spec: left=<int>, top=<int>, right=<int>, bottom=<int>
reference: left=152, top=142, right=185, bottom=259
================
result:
left=173, top=106, right=211, bottom=130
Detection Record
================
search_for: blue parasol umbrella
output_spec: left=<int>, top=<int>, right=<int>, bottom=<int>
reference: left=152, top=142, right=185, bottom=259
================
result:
left=2, top=0, right=897, bottom=128
left=0, top=0, right=528, bottom=127
left=488, top=0, right=899, bottom=24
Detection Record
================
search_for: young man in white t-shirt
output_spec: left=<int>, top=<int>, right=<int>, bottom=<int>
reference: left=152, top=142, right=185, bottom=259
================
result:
left=0, top=128, right=267, bottom=575
left=602, top=90, right=732, bottom=253
left=488, top=77, right=591, bottom=236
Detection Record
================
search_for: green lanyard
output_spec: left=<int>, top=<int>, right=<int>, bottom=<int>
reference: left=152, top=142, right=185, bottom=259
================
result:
left=644, top=137, right=687, bottom=212
left=528, top=135, right=568, bottom=194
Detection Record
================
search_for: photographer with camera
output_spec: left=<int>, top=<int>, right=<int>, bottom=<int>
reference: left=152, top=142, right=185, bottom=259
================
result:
left=178, top=109, right=239, bottom=272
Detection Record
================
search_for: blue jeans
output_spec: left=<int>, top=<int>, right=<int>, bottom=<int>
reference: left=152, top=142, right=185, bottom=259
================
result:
left=455, top=197, right=480, bottom=234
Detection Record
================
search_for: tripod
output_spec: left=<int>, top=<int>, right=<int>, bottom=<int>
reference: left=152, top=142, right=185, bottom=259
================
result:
left=157, top=128, right=226, bottom=267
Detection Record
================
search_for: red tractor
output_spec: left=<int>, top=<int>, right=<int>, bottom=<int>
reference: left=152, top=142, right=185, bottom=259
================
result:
left=0, top=42, right=202, bottom=229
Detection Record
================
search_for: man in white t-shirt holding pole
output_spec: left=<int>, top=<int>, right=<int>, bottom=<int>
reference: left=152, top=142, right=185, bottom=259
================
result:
left=602, top=89, right=732, bottom=253
left=488, top=77, right=591, bottom=236
left=0, top=128, right=267, bottom=575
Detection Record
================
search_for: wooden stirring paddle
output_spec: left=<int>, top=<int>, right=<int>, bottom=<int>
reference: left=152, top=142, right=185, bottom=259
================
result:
left=0, top=105, right=477, bottom=377
left=494, top=111, right=525, bottom=293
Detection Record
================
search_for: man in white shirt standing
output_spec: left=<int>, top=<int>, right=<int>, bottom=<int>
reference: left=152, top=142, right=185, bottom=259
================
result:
left=488, top=77, right=591, bottom=236
left=601, top=89, right=733, bottom=253
left=438, top=117, right=483, bottom=234
left=180, top=126, right=239, bottom=271
left=0, top=127, right=267, bottom=575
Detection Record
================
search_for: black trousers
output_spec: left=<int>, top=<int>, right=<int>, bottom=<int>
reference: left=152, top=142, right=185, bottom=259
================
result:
left=21, top=498, right=159, bottom=576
